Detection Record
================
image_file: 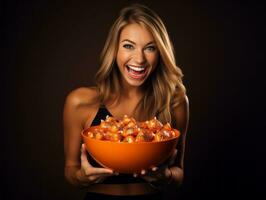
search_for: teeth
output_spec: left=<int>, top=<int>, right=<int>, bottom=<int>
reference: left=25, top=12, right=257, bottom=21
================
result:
left=127, top=65, right=145, bottom=72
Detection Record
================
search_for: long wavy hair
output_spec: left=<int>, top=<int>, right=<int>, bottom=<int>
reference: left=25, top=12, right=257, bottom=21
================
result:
left=95, top=4, right=186, bottom=124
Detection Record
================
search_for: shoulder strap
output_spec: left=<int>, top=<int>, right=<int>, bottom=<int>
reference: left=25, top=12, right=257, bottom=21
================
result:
left=91, top=105, right=113, bottom=126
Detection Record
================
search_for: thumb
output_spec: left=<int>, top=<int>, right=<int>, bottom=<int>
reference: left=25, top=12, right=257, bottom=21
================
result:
left=168, top=149, right=177, bottom=166
left=81, top=144, right=92, bottom=168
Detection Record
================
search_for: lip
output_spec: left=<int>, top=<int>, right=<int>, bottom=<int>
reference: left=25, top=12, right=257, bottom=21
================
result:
left=125, top=64, right=148, bottom=80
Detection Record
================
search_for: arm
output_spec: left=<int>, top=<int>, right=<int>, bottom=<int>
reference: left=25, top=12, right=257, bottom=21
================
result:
left=64, top=89, right=85, bottom=186
left=168, top=95, right=189, bottom=187
left=63, top=88, right=114, bottom=187
left=140, top=95, right=189, bottom=189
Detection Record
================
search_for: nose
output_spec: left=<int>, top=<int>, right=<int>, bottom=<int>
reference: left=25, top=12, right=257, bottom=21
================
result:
left=133, top=50, right=146, bottom=65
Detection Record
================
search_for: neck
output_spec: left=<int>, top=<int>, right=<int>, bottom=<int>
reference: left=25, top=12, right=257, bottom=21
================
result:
left=122, top=87, right=142, bottom=99
left=120, top=79, right=143, bottom=99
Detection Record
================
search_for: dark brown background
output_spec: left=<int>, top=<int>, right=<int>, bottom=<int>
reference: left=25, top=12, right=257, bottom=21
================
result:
left=2, top=0, right=266, bottom=199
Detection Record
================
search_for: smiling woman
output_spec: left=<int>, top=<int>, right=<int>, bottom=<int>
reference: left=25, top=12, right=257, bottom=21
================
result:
left=117, top=23, right=159, bottom=86
left=63, top=3, right=189, bottom=200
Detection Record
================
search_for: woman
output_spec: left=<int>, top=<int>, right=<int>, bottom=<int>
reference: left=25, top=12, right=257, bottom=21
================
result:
left=63, top=4, right=189, bottom=200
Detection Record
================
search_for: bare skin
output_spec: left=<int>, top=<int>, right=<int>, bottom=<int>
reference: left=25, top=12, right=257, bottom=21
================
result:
left=63, top=23, right=189, bottom=189
left=64, top=87, right=188, bottom=188
left=64, top=87, right=115, bottom=187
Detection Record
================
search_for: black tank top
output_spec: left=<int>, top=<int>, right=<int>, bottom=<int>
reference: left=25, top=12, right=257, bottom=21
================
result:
left=88, top=105, right=144, bottom=184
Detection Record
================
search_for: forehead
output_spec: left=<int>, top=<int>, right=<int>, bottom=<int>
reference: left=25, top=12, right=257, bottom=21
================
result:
left=119, top=23, right=155, bottom=44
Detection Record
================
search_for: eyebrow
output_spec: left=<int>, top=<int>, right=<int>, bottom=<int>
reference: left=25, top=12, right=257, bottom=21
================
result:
left=121, top=39, right=155, bottom=46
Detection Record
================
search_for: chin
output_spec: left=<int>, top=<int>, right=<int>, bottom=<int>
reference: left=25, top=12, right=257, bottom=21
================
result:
left=126, top=79, right=146, bottom=87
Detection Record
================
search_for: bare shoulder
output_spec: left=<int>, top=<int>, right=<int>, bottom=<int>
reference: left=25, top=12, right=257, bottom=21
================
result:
left=172, top=95, right=189, bottom=134
left=64, top=87, right=100, bottom=128
left=173, top=95, right=189, bottom=114
left=65, top=87, right=99, bottom=107
left=177, top=95, right=189, bottom=110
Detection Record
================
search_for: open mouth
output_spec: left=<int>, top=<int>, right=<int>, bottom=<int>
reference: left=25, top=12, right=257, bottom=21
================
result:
left=125, top=65, right=148, bottom=79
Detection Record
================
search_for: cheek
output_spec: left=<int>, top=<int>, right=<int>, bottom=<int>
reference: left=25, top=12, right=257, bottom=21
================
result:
left=147, top=53, right=159, bottom=67
left=117, top=50, right=130, bottom=67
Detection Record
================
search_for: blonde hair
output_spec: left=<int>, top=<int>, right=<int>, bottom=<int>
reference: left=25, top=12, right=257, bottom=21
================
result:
left=95, top=4, right=186, bottom=124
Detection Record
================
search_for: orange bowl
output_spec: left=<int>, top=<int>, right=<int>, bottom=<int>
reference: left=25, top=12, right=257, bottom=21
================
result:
left=81, top=126, right=179, bottom=174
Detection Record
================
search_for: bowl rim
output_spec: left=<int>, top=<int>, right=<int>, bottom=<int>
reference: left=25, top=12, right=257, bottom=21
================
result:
left=81, top=125, right=180, bottom=144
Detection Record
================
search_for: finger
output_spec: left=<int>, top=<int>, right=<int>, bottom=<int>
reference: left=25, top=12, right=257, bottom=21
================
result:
left=94, top=177, right=104, bottom=184
left=88, top=167, right=114, bottom=176
left=80, top=144, right=92, bottom=168
left=141, top=175, right=157, bottom=183
left=114, top=172, right=119, bottom=176
left=168, top=149, right=178, bottom=166
left=90, top=174, right=113, bottom=184
left=94, top=176, right=107, bottom=183
left=93, top=173, right=115, bottom=180
left=151, top=166, right=158, bottom=171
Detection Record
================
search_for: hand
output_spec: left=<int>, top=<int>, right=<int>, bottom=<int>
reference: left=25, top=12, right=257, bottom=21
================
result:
left=134, top=149, right=177, bottom=186
left=76, top=144, right=116, bottom=186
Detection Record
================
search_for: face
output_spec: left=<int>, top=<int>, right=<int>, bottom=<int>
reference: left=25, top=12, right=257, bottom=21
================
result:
left=116, top=23, right=159, bottom=87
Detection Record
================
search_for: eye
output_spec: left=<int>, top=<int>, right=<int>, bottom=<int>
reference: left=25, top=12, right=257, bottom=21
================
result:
left=145, top=46, right=156, bottom=52
left=123, top=44, right=134, bottom=50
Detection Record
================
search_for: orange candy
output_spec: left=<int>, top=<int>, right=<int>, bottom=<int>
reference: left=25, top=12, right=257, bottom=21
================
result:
left=90, top=116, right=180, bottom=143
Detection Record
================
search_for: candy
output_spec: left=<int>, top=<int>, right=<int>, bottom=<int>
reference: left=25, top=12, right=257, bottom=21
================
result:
left=88, top=116, right=180, bottom=142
